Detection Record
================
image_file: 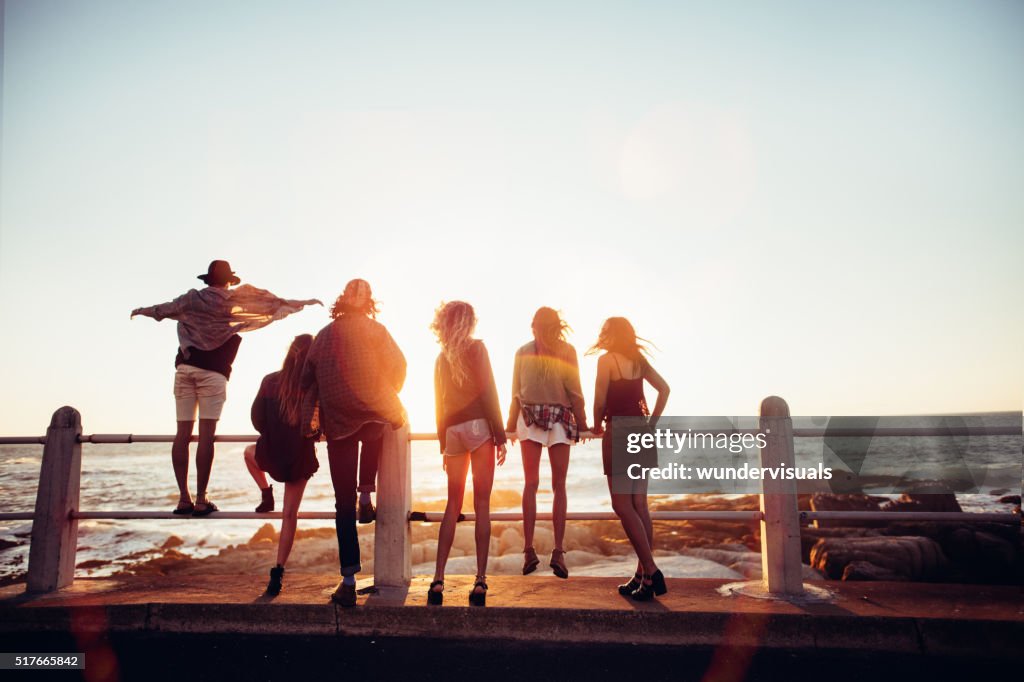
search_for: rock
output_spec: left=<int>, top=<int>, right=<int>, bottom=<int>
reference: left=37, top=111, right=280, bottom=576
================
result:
left=883, top=490, right=962, bottom=513
left=841, top=560, right=908, bottom=581
left=998, top=495, right=1020, bottom=506
left=161, top=536, right=184, bottom=550
left=75, top=559, right=110, bottom=570
left=248, top=523, right=278, bottom=545
left=809, top=536, right=948, bottom=580
left=810, top=493, right=885, bottom=528
left=0, top=539, right=21, bottom=552
left=498, top=527, right=522, bottom=555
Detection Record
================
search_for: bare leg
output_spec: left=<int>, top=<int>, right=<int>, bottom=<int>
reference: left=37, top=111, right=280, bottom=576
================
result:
left=633, top=481, right=654, bottom=575
left=470, top=441, right=496, bottom=581
left=608, top=476, right=657, bottom=575
left=195, top=418, right=217, bottom=504
left=276, top=479, right=309, bottom=567
left=548, top=443, right=571, bottom=551
left=172, top=421, right=194, bottom=506
left=244, top=444, right=270, bottom=490
left=433, top=454, right=470, bottom=584
left=520, top=440, right=542, bottom=550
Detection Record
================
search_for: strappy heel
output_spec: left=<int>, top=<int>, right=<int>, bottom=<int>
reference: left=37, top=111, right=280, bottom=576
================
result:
left=631, top=569, right=666, bottom=601
left=427, top=580, right=444, bottom=605
left=550, top=549, right=569, bottom=579
left=469, top=576, right=487, bottom=607
left=650, top=569, right=667, bottom=596
left=618, top=572, right=642, bottom=596
left=522, top=547, right=540, bottom=575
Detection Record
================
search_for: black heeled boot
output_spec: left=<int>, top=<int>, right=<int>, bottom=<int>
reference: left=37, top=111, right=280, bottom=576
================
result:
left=255, top=485, right=274, bottom=513
left=265, top=564, right=284, bottom=596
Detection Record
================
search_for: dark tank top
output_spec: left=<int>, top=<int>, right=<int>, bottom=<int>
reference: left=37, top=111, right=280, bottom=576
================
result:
left=605, top=354, right=649, bottom=420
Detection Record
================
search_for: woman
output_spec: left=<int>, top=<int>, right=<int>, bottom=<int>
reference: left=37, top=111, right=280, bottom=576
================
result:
left=243, top=334, right=319, bottom=596
left=589, top=317, right=670, bottom=600
left=302, top=279, right=407, bottom=607
left=429, top=301, right=507, bottom=606
left=505, top=307, right=589, bottom=579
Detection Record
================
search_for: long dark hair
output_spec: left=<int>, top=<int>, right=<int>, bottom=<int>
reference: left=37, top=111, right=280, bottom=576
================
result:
left=531, top=307, right=570, bottom=356
left=587, top=317, right=652, bottom=363
left=278, top=334, right=314, bottom=426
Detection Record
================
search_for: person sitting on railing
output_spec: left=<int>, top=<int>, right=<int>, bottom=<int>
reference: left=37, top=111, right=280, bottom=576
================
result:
left=242, top=334, right=319, bottom=596
left=301, top=278, right=407, bottom=607
left=589, top=317, right=670, bottom=601
left=505, top=307, right=589, bottom=579
left=130, top=259, right=321, bottom=517
left=428, top=301, right=507, bottom=607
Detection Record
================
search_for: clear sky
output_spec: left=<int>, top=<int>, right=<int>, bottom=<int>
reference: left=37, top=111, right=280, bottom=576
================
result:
left=1, top=0, right=1022, bottom=435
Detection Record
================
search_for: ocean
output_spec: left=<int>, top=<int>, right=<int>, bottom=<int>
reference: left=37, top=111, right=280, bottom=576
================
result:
left=1, top=412, right=1020, bottom=583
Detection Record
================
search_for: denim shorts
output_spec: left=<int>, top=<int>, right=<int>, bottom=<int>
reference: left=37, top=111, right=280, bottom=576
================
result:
left=444, top=418, right=493, bottom=456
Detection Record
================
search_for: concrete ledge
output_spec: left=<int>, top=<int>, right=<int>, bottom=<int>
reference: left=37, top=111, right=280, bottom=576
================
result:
left=1, top=576, right=1021, bottom=660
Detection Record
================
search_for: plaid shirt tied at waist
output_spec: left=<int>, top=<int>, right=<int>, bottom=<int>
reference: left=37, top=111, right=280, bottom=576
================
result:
left=521, top=403, right=579, bottom=442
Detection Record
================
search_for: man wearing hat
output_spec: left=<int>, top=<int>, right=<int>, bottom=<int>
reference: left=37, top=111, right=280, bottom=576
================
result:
left=132, top=260, right=321, bottom=516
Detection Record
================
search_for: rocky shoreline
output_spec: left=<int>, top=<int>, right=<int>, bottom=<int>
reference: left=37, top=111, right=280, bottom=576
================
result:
left=1, top=493, right=1019, bottom=587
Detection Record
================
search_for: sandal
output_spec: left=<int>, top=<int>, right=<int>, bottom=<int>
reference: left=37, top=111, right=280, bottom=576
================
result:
left=550, top=549, right=569, bottom=579
left=172, top=502, right=194, bottom=515
left=427, top=580, right=444, bottom=605
left=618, top=572, right=642, bottom=596
left=469, top=576, right=487, bottom=607
left=522, top=546, right=540, bottom=575
left=192, top=500, right=219, bottom=517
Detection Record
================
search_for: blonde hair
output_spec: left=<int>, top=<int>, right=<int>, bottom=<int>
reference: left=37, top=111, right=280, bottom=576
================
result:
left=431, top=301, right=477, bottom=385
left=331, top=278, right=379, bottom=319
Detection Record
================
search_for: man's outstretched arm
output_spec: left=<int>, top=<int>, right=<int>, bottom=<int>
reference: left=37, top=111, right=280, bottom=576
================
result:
left=131, top=292, right=190, bottom=321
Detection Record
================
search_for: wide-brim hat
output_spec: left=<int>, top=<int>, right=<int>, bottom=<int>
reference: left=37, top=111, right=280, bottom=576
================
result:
left=198, top=260, right=241, bottom=286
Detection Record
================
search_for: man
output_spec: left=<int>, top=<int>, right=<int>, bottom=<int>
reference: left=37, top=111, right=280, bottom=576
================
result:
left=132, top=260, right=321, bottom=516
left=302, top=278, right=406, bottom=606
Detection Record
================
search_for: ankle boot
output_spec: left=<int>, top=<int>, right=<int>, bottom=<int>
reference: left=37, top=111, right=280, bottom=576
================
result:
left=265, top=564, right=284, bottom=596
left=255, top=485, right=274, bottom=513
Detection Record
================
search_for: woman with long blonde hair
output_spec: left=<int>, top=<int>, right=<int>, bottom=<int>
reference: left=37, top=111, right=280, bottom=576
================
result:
left=243, top=333, right=319, bottom=596
left=589, top=317, right=670, bottom=600
left=505, top=307, right=589, bottom=579
left=429, top=301, right=506, bottom=606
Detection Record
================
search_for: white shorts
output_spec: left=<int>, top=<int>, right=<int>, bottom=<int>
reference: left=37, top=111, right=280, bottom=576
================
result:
left=444, top=418, right=493, bottom=456
left=173, top=365, right=228, bottom=421
left=516, top=414, right=573, bottom=447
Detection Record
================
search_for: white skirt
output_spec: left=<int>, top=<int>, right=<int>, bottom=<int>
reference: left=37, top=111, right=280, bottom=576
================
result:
left=516, top=413, right=573, bottom=447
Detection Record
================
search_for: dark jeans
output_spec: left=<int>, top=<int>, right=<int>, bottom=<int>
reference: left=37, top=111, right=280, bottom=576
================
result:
left=327, top=422, right=385, bottom=576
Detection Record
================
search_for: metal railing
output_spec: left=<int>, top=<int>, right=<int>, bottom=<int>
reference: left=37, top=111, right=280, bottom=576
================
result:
left=2, top=399, right=1019, bottom=596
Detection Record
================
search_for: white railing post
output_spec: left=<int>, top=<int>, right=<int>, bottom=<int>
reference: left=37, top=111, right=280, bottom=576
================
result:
left=27, top=406, right=83, bottom=593
left=758, top=396, right=804, bottom=596
left=374, top=424, right=411, bottom=586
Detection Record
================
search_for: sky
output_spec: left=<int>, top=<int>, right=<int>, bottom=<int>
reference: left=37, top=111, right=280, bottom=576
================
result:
left=1, top=0, right=1022, bottom=435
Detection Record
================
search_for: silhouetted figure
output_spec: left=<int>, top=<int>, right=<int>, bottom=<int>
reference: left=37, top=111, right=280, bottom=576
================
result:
left=302, top=279, right=406, bottom=607
left=131, top=260, right=320, bottom=516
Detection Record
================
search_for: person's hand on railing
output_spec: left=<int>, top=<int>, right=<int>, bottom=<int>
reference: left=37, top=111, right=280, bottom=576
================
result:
left=496, top=443, right=507, bottom=466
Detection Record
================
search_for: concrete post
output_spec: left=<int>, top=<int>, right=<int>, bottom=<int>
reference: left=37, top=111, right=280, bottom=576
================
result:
left=374, top=424, right=411, bottom=586
left=27, top=406, right=83, bottom=593
left=758, top=396, right=804, bottom=596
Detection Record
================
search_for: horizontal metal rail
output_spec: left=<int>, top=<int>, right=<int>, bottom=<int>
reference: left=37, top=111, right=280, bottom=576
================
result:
left=1, top=425, right=1020, bottom=446
left=800, top=511, right=1019, bottom=523
left=1, top=510, right=1017, bottom=524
